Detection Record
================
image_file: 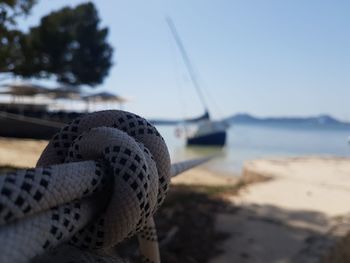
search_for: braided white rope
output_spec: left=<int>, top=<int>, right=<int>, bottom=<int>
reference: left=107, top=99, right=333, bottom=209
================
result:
left=0, top=110, right=213, bottom=263
left=170, top=156, right=213, bottom=177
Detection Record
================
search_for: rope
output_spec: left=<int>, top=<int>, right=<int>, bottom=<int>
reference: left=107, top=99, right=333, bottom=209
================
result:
left=171, top=156, right=213, bottom=177
left=0, top=110, right=213, bottom=263
left=0, top=111, right=65, bottom=128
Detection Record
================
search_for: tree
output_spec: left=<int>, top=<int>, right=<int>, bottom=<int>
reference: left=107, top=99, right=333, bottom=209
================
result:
left=0, top=0, right=37, bottom=77
left=1, top=2, right=113, bottom=87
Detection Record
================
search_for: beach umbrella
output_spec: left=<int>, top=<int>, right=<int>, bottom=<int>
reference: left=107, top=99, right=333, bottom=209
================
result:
left=82, top=91, right=128, bottom=112
left=82, top=92, right=128, bottom=103
left=46, top=86, right=82, bottom=99
left=0, top=83, right=50, bottom=97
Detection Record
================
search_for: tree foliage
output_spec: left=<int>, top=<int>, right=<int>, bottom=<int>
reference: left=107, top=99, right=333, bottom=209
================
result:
left=0, top=0, right=37, bottom=27
left=1, top=2, right=113, bottom=87
left=0, top=0, right=36, bottom=76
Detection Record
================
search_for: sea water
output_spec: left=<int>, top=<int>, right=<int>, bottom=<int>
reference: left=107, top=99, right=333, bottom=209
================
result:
left=156, top=124, right=350, bottom=175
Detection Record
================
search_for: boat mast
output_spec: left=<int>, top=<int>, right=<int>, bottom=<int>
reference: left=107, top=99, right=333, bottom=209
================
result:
left=166, top=17, right=209, bottom=115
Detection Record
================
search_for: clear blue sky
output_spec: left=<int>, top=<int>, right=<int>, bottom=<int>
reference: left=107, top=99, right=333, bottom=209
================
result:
left=17, top=0, right=350, bottom=120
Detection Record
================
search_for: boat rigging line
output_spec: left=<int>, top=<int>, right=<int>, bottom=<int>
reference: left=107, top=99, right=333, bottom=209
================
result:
left=165, top=16, right=209, bottom=116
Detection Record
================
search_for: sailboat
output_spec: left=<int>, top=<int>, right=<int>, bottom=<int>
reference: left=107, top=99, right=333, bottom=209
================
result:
left=166, top=17, right=227, bottom=147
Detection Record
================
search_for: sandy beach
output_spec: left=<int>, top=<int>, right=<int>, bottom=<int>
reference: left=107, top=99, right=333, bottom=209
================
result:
left=0, top=138, right=48, bottom=168
left=1, top=137, right=350, bottom=262
left=211, top=157, right=350, bottom=263
left=0, top=137, right=239, bottom=185
left=172, top=166, right=239, bottom=186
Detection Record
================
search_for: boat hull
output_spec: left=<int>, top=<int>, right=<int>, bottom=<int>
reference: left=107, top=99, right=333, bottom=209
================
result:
left=187, top=130, right=226, bottom=146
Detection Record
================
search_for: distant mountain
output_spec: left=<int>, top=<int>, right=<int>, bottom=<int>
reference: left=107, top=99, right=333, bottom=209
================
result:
left=226, top=113, right=350, bottom=128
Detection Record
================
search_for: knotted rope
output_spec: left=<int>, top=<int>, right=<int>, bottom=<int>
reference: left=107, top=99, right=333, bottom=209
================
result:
left=0, top=110, right=213, bottom=263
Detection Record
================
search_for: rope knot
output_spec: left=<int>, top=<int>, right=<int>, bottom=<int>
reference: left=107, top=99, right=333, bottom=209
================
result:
left=0, top=110, right=213, bottom=263
left=37, top=110, right=171, bottom=249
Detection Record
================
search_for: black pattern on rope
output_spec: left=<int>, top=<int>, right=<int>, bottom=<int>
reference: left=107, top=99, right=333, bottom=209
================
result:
left=37, top=110, right=171, bottom=249
left=0, top=110, right=171, bottom=263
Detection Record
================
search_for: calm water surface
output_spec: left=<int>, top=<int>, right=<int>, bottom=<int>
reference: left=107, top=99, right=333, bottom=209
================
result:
left=156, top=124, right=350, bottom=175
